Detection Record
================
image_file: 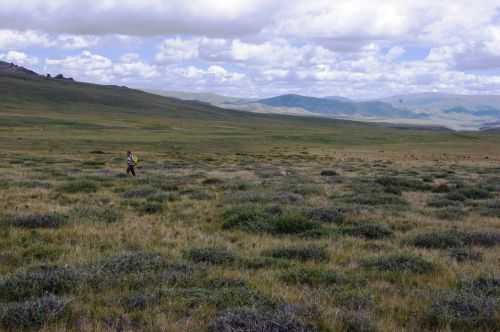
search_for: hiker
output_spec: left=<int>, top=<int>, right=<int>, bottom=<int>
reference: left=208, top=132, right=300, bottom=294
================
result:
left=126, top=151, right=138, bottom=176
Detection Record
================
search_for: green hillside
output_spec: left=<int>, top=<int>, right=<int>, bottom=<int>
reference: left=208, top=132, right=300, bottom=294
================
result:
left=1, top=72, right=500, bottom=157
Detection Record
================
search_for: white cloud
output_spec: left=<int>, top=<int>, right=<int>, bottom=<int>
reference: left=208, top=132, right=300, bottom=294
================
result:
left=0, top=30, right=52, bottom=49
left=0, top=50, right=39, bottom=66
left=155, top=38, right=200, bottom=63
left=2, top=1, right=500, bottom=98
left=46, top=50, right=159, bottom=82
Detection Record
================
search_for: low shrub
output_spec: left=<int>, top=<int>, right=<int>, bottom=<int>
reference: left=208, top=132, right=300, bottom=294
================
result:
left=274, top=192, right=305, bottom=204
left=459, top=276, right=500, bottom=297
left=337, top=310, right=377, bottom=332
left=222, top=205, right=269, bottom=232
left=262, top=245, right=328, bottom=262
left=270, top=214, right=320, bottom=235
left=458, top=187, right=492, bottom=200
left=238, top=257, right=290, bottom=269
left=341, top=192, right=407, bottom=207
left=0, top=265, right=82, bottom=301
left=97, top=252, right=167, bottom=275
left=464, top=231, right=500, bottom=247
left=335, top=289, right=375, bottom=311
left=202, top=178, right=224, bottom=185
left=222, top=207, right=320, bottom=235
left=57, top=179, right=98, bottom=193
left=208, top=307, right=315, bottom=332
left=433, top=206, right=467, bottom=220
left=280, top=268, right=346, bottom=286
left=305, top=208, right=345, bottom=224
left=480, top=200, right=500, bottom=217
left=341, top=223, right=393, bottom=239
left=376, top=176, right=431, bottom=192
left=0, top=295, right=69, bottom=329
left=445, top=192, right=467, bottom=202
left=8, top=212, right=68, bottom=229
left=185, top=248, right=237, bottom=265
left=137, top=201, right=164, bottom=214
left=321, top=170, right=338, bottom=177
left=121, top=185, right=158, bottom=199
left=448, top=248, right=483, bottom=262
left=424, top=290, right=499, bottom=331
left=70, top=206, right=122, bottom=224
left=408, top=231, right=465, bottom=249
left=363, top=253, right=435, bottom=274
left=427, top=197, right=462, bottom=208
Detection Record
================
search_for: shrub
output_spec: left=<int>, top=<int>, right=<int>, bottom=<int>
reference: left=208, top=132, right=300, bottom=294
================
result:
left=342, top=192, right=407, bottom=207
left=433, top=206, right=467, bottom=220
left=222, top=206, right=270, bottom=232
left=321, top=170, right=338, bottom=176
left=335, top=289, right=375, bottom=311
left=458, top=187, right=492, bottom=200
left=262, top=245, right=328, bottom=262
left=137, top=201, right=164, bottom=214
left=202, top=178, right=224, bottom=185
left=341, top=223, right=393, bottom=239
left=409, top=231, right=465, bottom=249
left=208, top=307, right=315, bottom=332
left=274, top=192, right=305, bottom=204
left=57, top=179, right=98, bottom=193
left=448, top=248, right=483, bottom=262
left=338, top=310, right=377, bottom=332
left=238, top=257, right=290, bottom=269
left=121, top=185, right=158, bottom=199
left=427, top=197, right=462, bottom=208
left=185, top=248, right=237, bottom=265
left=445, top=192, right=467, bottom=202
left=97, top=252, right=167, bottom=275
left=0, top=265, right=82, bottom=301
left=305, top=208, right=345, bottom=224
left=280, top=268, right=346, bottom=286
left=0, top=295, right=69, bottom=329
left=376, top=176, right=431, bottom=192
left=459, top=276, right=500, bottom=297
left=224, top=191, right=272, bottom=204
left=480, top=200, right=500, bottom=217
left=424, top=291, right=499, bottom=331
left=8, top=212, right=68, bottom=229
left=363, top=254, right=435, bottom=274
left=270, top=214, right=320, bottom=235
left=70, top=206, right=122, bottom=224
left=464, top=231, right=500, bottom=247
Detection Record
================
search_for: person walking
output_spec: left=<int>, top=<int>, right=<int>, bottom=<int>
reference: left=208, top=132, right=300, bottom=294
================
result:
left=126, top=151, right=138, bottom=176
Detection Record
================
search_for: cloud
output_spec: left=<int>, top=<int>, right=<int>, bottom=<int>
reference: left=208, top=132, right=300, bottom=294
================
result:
left=0, top=0, right=284, bottom=37
left=46, top=50, right=158, bottom=82
left=2, top=1, right=500, bottom=99
left=0, top=50, right=39, bottom=66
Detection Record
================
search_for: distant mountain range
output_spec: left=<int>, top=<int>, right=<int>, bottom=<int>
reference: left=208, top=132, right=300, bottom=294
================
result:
left=149, top=90, right=500, bottom=130
left=3, top=59, right=499, bottom=131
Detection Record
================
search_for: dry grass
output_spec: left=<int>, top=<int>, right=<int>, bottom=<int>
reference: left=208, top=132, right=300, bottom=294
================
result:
left=1, top=144, right=500, bottom=332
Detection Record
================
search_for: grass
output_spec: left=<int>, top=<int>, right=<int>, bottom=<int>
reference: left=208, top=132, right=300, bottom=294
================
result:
left=1, top=73, right=500, bottom=330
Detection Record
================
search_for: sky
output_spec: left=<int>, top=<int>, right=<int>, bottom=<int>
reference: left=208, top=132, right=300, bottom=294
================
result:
left=1, top=0, right=500, bottom=99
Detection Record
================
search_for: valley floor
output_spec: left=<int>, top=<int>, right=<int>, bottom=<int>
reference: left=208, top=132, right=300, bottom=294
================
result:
left=1, top=139, right=500, bottom=331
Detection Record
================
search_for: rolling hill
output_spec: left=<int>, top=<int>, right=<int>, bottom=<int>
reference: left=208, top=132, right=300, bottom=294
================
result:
left=256, top=94, right=426, bottom=119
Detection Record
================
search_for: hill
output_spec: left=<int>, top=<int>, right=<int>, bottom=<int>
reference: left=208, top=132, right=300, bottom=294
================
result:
left=256, top=94, right=426, bottom=119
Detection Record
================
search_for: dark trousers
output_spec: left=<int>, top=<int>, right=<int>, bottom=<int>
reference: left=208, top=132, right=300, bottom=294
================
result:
left=127, top=165, right=136, bottom=176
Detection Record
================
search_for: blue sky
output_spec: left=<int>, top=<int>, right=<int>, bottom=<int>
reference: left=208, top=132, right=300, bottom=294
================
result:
left=1, top=0, right=500, bottom=99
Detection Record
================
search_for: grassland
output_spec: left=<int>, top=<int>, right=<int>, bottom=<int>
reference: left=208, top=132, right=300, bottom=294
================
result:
left=1, top=74, right=500, bottom=331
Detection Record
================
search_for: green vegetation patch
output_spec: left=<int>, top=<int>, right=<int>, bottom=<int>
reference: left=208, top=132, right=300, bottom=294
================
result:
left=363, top=253, right=435, bottom=274
left=262, top=245, right=328, bottom=262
